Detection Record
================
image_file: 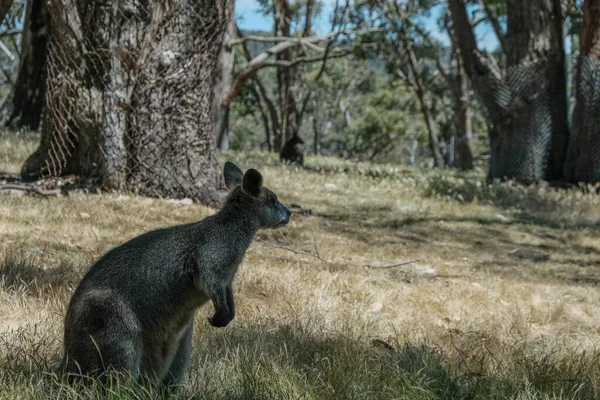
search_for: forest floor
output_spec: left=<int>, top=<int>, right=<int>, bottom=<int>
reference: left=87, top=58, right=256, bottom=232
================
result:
left=1, top=131, right=600, bottom=399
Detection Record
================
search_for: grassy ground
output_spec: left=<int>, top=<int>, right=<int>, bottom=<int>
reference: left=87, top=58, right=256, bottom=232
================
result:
left=1, top=132, right=600, bottom=399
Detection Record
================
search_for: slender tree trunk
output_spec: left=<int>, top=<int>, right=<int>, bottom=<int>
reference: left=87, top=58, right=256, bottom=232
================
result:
left=312, top=98, right=320, bottom=154
left=22, top=0, right=231, bottom=205
left=246, top=81, right=272, bottom=151
left=281, top=67, right=299, bottom=150
left=1, top=0, right=47, bottom=130
left=235, top=26, right=279, bottom=152
left=338, top=97, right=351, bottom=128
left=274, top=0, right=303, bottom=152
left=449, top=0, right=568, bottom=183
left=213, top=13, right=235, bottom=152
left=564, top=0, right=600, bottom=183
left=445, top=21, right=474, bottom=170
left=453, top=66, right=474, bottom=170
left=274, top=0, right=291, bottom=151
left=405, top=42, right=445, bottom=168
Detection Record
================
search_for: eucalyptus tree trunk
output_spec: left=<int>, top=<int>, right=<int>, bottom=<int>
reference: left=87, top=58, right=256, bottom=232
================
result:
left=21, top=0, right=231, bottom=205
left=449, top=0, right=569, bottom=183
left=405, top=42, right=445, bottom=168
left=564, top=0, right=600, bottom=183
left=445, top=22, right=474, bottom=170
left=274, top=0, right=299, bottom=151
left=213, top=12, right=235, bottom=152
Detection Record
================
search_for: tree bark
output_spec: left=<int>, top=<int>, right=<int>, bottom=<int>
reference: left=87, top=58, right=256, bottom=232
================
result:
left=273, top=0, right=300, bottom=151
left=213, top=12, right=235, bottom=152
left=246, top=81, right=272, bottom=151
left=1, top=0, right=47, bottom=130
left=443, top=20, right=474, bottom=170
left=564, top=0, right=600, bottom=183
left=0, top=0, right=12, bottom=19
left=22, top=0, right=231, bottom=206
left=446, top=61, right=474, bottom=171
left=449, top=0, right=569, bottom=183
left=312, top=98, right=320, bottom=154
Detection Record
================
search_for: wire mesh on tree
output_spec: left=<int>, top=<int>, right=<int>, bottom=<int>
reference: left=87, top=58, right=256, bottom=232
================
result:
left=22, top=0, right=232, bottom=205
left=565, top=56, right=600, bottom=184
left=471, top=54, right=569, bottom=184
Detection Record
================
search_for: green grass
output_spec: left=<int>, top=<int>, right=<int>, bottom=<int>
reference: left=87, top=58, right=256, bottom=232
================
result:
left=1, top=137, right=600, bottom=399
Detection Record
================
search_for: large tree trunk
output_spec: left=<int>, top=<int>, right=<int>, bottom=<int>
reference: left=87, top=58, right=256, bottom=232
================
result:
left=22, top=0, right=231, bottom=206
left=564, top=0, right=600, bottom=183
left=1, top=0, right=47, bottom=130
left=449, top=0, right=569, bottom=183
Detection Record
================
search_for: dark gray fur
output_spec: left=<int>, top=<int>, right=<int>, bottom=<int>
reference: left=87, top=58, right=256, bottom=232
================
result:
left=61, top=162, right=291, bottom=389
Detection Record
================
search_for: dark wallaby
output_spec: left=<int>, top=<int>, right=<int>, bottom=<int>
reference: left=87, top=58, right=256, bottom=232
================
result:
left=61, top=162, right=291, bottom=389
left=280, top=136, right=305, bottom=166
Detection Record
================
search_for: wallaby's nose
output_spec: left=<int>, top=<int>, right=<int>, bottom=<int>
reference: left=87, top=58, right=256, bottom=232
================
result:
left=280, top=205, right=291, bottom=226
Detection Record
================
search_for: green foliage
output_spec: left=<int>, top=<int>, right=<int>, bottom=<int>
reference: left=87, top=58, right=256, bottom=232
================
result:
left=327, top=88, right=426, bottom=161
left=229, top=0, right=496, bottom=168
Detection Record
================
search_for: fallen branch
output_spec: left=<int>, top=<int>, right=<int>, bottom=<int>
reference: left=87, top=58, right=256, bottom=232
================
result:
left=364, top=259, right=420, bottom=269
left=0, top=184, right=61, bottom=197
left=258, top=240, right=315, bottom=256
left=256, top=239, right=331, bottom=263
left=257, top=237, right=422, bottom=270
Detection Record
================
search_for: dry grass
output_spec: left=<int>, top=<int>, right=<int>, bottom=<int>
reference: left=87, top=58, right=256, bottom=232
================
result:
left=0, top=131, right=38, bottom=174
left=1, top=134, right=600, bottom=399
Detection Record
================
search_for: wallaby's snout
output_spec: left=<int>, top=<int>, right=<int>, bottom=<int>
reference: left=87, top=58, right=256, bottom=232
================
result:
left=273, top=200, right=291, bottom=228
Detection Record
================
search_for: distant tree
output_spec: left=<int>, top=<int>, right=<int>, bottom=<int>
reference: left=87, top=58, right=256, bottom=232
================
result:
left=353, top=0, right=469, bottom=169
left=220, top=0, right=360, bottom=153
left=213, top=11, right=236, bottom=152
left=22, top=0, right=233, bottom=205
left=0, top=0, right=47, bottom=130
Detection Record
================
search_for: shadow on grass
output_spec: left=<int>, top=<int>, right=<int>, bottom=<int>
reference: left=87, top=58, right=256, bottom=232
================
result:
left=189, top=322, right=465, bottom=400
left=0, top=251, right=83, bottom=297
left=421, top=173, right=600, bottom=230
left=1, top=318, right=599, bottom=399
left=186, top=320, right=600, bottom=400
left=303, top=210, right=600, bottom=286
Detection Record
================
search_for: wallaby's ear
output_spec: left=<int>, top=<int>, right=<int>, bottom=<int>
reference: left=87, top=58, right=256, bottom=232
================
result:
left=224, top=162, right=243, bottom=191
left=242, top=169, right=263, bottom=197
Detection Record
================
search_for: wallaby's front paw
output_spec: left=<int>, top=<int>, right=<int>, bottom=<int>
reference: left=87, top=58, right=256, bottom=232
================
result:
left=208, top=313, right=232, bottom=328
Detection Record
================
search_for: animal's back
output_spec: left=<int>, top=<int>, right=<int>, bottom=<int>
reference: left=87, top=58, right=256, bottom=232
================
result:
left=67, top=221, right=208, bottom=328
left=62, top=221, right=208, bottom=378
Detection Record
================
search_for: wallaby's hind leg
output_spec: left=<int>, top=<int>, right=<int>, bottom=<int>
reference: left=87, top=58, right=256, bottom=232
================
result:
left=162, top=319, right=194, bottom=389
left=63, top=293, right=142, bottom=381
